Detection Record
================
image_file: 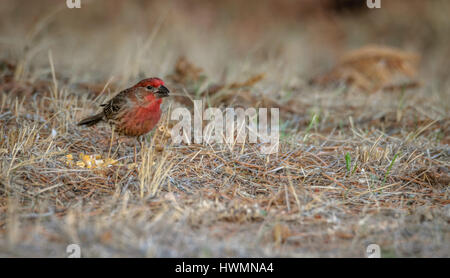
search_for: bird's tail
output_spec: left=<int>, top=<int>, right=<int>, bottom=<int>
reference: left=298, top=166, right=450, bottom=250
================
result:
left=77, top=113, right=104, bottom=127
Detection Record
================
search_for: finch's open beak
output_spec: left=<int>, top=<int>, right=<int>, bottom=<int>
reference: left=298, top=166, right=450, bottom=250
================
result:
left=156, top=85, right=170, bottom=98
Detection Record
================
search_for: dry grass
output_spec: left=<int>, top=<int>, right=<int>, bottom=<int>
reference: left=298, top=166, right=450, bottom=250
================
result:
left=0, top=0, right=449, bottom=257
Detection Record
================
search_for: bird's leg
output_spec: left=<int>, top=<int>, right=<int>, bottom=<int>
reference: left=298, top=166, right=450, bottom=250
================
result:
left=134, top=137, right=138, bottom=164
left=134, top=136, right=145, bottom=164
left=115, top=139, right=123, bottom=159
left=108, top=126, right=115, bottom=159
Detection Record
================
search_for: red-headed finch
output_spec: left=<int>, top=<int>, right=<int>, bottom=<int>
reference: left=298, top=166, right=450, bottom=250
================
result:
left=78, top=77, right=170, bottom=137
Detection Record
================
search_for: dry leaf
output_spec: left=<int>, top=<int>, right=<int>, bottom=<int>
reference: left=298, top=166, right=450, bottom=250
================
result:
left=311, top=45, right=421, bottom=93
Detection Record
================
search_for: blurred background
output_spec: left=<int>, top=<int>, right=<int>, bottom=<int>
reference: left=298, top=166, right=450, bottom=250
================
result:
left=0, top=0, right=449, bottom=88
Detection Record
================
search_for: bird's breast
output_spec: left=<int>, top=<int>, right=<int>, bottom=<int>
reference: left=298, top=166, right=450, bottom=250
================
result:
left=118, top=103, right=162, bottom=136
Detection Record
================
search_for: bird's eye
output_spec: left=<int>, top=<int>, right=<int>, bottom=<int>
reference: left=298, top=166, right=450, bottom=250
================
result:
left=146, top=86, right=154, bottom=90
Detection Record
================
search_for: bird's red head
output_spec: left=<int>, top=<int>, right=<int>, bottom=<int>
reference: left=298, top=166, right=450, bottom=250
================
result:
left=133, top=77, right=170, bottom=98
left=134, top=77, right=164, bottom=88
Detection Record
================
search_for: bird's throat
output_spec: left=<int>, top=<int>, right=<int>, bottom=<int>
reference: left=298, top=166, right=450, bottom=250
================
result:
left=138, top=99, right=162, bottom=118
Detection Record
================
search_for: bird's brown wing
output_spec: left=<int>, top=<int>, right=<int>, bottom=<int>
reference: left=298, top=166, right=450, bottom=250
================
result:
left=100, top=89, right=131, bottom=121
